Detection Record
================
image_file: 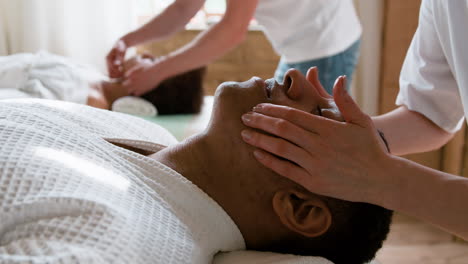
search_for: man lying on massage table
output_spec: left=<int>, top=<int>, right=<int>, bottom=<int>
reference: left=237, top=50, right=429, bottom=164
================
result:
left=0, top=51, right=204, bottom=115
left=0, top=68, right=392, bottom=264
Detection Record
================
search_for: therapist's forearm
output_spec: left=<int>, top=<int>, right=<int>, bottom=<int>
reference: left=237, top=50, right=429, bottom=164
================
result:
left=122, top=0, right=205, bottom=47
left=151, top=16, right=248, bottom=83
left=149, top=0, right=258, bottom=82
left=380, top=155, right=468, bottom=240
left=372, top=106, right=454, bottom=155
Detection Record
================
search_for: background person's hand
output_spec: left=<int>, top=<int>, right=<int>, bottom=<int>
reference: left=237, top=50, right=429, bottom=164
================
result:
left=106, top=39, right=128, bottom=78
left=123, top=61, right=161, bottom=96
left=122, top=55, right=155, bottom=73
left=241, top=76, right=392, bottom=204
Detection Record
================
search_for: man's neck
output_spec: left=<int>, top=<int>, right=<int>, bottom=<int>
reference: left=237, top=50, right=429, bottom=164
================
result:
left=150, top=129, right=285, bottom=249
left=151, top=133, right=218, bottom=198
left=150, top=129, right=250, bottom=223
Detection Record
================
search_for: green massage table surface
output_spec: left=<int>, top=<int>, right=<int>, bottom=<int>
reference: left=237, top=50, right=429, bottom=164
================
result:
left=139, top=96, right=213, bottom=141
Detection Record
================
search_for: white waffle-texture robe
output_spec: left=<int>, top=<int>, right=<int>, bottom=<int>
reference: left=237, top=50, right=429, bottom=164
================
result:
left=0, top=99, right=245, bottom=263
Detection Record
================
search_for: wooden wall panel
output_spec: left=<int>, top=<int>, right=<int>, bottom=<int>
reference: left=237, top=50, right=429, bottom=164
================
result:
left=379, top=0, right=421, bottom=114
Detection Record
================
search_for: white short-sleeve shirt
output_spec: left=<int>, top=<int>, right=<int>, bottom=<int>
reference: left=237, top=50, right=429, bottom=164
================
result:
left=396, top=0, right=468, bottom=133
left=254, top=0, right=361, bottom=63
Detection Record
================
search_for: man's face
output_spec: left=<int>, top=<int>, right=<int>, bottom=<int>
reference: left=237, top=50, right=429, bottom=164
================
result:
left=206, top=68, right=345, bottom=194
left=212, top=68, right=343, bottom=133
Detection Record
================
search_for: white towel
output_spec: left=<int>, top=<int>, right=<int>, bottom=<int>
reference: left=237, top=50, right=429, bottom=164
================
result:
left=214, top=251, right=334, bottom=264
left=0, top=52, right=160, bottom=116
left=213, top=251, right=381, bottom=264
left=0, top=51, right=103, bottom=103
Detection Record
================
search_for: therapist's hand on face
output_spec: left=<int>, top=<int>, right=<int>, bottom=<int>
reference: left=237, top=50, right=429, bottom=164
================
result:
left=106, top=39, right=128, bottom=78
left=241, top=72, right=392, bottom=204
left=122, top=58, right=163, bottom=96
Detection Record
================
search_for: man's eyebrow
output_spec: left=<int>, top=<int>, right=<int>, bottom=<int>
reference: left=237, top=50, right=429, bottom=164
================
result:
left=378, top=130, right=391, bottom=153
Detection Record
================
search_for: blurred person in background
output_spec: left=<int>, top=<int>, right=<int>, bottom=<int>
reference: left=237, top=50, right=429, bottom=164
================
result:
left=107, top=0, right=361, bottom=96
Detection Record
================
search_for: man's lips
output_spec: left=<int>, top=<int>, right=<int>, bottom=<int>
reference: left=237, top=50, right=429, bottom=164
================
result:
left=254, top=77, right=270, bottom=99
left=254, top=77, right=283, bottom=100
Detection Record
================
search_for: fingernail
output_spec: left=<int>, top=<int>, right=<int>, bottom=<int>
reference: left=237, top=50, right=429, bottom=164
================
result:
left=254, top=150, right=265, bottom=160
left=241, top=113, right=252, bottom=123
left=340, top=76, right=347, bottom=94
left=333, top=77, right=341, bottom=87
left=241, top=130, right=252, bottom=141
left=253, top=104, right=263, bottom=112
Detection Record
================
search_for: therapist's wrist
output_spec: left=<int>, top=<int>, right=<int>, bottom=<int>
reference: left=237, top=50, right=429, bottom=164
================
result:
left=373, top=154, right=408, bottom=211
left=120, top=33, right=138, bottom=48
left=151, top=56, right=168, bottom=79
left=362, top=129, right=399, bottom=208
left=152, top=54, right=184, bottom=83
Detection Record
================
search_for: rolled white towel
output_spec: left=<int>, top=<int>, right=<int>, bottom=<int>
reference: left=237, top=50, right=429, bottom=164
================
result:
left=213, top=251, right=333, bottom=264
left=111, top=96, right=158, bottom=117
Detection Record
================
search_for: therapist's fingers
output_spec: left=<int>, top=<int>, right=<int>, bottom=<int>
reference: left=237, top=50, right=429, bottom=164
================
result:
left=123, top=79, right=141, bottom=96
left=123, top=68, right=160, bottom=96
left=241, top=129, right=316, bottom=167
left=306, top=67, right=332, bottom=99
left=108, top=56, right=125, bottom=78
left=107, top=40, right=127, bottom=78
left=251, top=104, right=343, bottom=135
left=252, top=149, right=316, bottom=189
left=241, top=112, right=319, bottom=149
left=122, top=69, right=141, bottom=95
left=124, top=65, right=144, bottom=80
left=332, top=76, right=372, bottom=128
left=106, top=49, right=122, bottom=78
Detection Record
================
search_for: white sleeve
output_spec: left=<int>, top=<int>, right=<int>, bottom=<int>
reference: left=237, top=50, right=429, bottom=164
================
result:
left=396, top=0, right=464, bottom=133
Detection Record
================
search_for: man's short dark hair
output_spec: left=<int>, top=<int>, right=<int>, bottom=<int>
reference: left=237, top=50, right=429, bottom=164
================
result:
left=141, top=67, right=206, bottom=115
left=277, top=198, right=392, bottom=264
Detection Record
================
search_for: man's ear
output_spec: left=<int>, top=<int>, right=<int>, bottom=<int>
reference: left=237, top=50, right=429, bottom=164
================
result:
left=272, top=189, right=332, bottom=238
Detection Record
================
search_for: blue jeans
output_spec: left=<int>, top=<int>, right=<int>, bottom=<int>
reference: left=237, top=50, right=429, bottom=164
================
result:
left=274, top=39, right=361, bottom=94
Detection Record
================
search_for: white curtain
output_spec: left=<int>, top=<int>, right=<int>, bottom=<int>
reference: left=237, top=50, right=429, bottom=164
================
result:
left=0, top=0, right=137, bottom=73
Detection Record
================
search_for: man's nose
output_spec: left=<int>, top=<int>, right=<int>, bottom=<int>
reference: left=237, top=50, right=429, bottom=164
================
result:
left=284, top=68, right=303, bottom=100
